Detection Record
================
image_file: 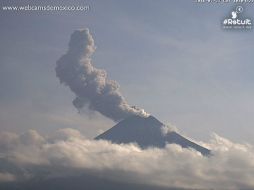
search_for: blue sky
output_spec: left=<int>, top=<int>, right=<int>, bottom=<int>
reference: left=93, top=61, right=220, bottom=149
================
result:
left=0, top=0, right=254, bottom=143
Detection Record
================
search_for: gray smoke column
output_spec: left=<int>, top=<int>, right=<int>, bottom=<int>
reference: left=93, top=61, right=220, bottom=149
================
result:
left=55, top=29, right=149, bottom=121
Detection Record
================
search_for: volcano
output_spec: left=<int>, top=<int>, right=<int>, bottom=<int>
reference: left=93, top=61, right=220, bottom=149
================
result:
left=95, top=115, right=210, bottom=155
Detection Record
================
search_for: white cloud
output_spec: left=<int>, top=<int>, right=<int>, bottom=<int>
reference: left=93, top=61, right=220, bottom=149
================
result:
left=0, top=129, right=254, bottom=189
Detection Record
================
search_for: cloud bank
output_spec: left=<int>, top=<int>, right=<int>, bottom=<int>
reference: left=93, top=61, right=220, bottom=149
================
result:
left=0, top=129, right=254, bottom=189
left=55, top=29, right=149, bottom=121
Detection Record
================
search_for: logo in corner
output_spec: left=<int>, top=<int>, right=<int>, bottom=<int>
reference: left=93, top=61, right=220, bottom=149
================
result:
left=222, top=6, right=252, bottom=30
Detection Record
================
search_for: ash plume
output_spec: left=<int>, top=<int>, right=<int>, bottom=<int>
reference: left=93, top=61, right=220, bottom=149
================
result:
left=55, top=29, right=149, bottom=121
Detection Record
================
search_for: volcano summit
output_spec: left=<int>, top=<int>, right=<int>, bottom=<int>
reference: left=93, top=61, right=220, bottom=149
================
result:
left=95, top=115, right=210, bottom=156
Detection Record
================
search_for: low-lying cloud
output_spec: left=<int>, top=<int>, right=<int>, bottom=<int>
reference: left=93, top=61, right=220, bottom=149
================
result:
left=0, top=129, right=254, bottom=189
left=55, top=29, right=149, bottom=121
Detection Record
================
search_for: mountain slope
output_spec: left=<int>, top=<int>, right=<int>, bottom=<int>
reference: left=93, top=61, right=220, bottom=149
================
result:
left=95, top=115, right=210, bottom=155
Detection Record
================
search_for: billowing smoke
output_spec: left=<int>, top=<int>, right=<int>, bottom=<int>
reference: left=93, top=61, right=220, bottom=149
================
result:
left=1, top=129, right=254, bottom=189
left=55, top=29, right=149, bottom=121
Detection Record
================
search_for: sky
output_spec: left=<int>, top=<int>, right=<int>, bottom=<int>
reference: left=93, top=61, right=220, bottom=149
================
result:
left=1, top=0, right=254, bottom=143
left=1, top=1, right=254, bottom=189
